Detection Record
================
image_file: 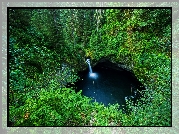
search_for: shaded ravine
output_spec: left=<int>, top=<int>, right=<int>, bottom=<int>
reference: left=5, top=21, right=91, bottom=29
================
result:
left=74, top=61, right=145, bottom=110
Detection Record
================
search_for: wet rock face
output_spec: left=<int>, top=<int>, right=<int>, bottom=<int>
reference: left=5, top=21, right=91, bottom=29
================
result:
left=92, top=58, right=134, bottom=73
left=81, top=58, right=134, bottom=77
left=96, top=60, right=124, bottom=71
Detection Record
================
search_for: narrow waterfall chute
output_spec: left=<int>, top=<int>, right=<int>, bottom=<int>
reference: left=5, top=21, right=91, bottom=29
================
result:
left=86, top=59, right=98, bottom=79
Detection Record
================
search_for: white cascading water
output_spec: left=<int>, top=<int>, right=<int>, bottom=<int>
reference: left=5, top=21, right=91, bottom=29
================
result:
left=86, top=59, right=98, bottom=79
left=86, top=59, right=93, bottom=73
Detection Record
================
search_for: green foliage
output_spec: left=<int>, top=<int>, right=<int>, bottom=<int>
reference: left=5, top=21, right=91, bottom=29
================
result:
left=10, top=78, right=123, bottom=126
left=9, top=8, right=171, bottom=126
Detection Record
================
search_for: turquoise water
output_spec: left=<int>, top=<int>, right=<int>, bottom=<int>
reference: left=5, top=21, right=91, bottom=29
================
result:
left=75, top=62, right=145, bottom=109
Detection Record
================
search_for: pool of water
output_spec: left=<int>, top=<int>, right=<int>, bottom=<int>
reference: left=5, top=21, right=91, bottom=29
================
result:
left=75, top=61, right=144, bottom=109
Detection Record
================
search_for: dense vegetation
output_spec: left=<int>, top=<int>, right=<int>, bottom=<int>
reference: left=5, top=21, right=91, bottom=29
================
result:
left=8, top=8, right=171, bottom=126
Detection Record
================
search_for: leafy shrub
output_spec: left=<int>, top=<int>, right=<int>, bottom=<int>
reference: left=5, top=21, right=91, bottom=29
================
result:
left=9, top=77, right=123, bottom=126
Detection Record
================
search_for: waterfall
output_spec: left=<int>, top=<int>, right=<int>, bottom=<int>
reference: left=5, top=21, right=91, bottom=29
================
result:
left=86, top=59, right=93, bottom=73
left=86, top=59, right=98, bottom=79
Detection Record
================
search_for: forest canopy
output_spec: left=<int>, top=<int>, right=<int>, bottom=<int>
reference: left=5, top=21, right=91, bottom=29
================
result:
left=8, top=8, right=171, bottom=126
